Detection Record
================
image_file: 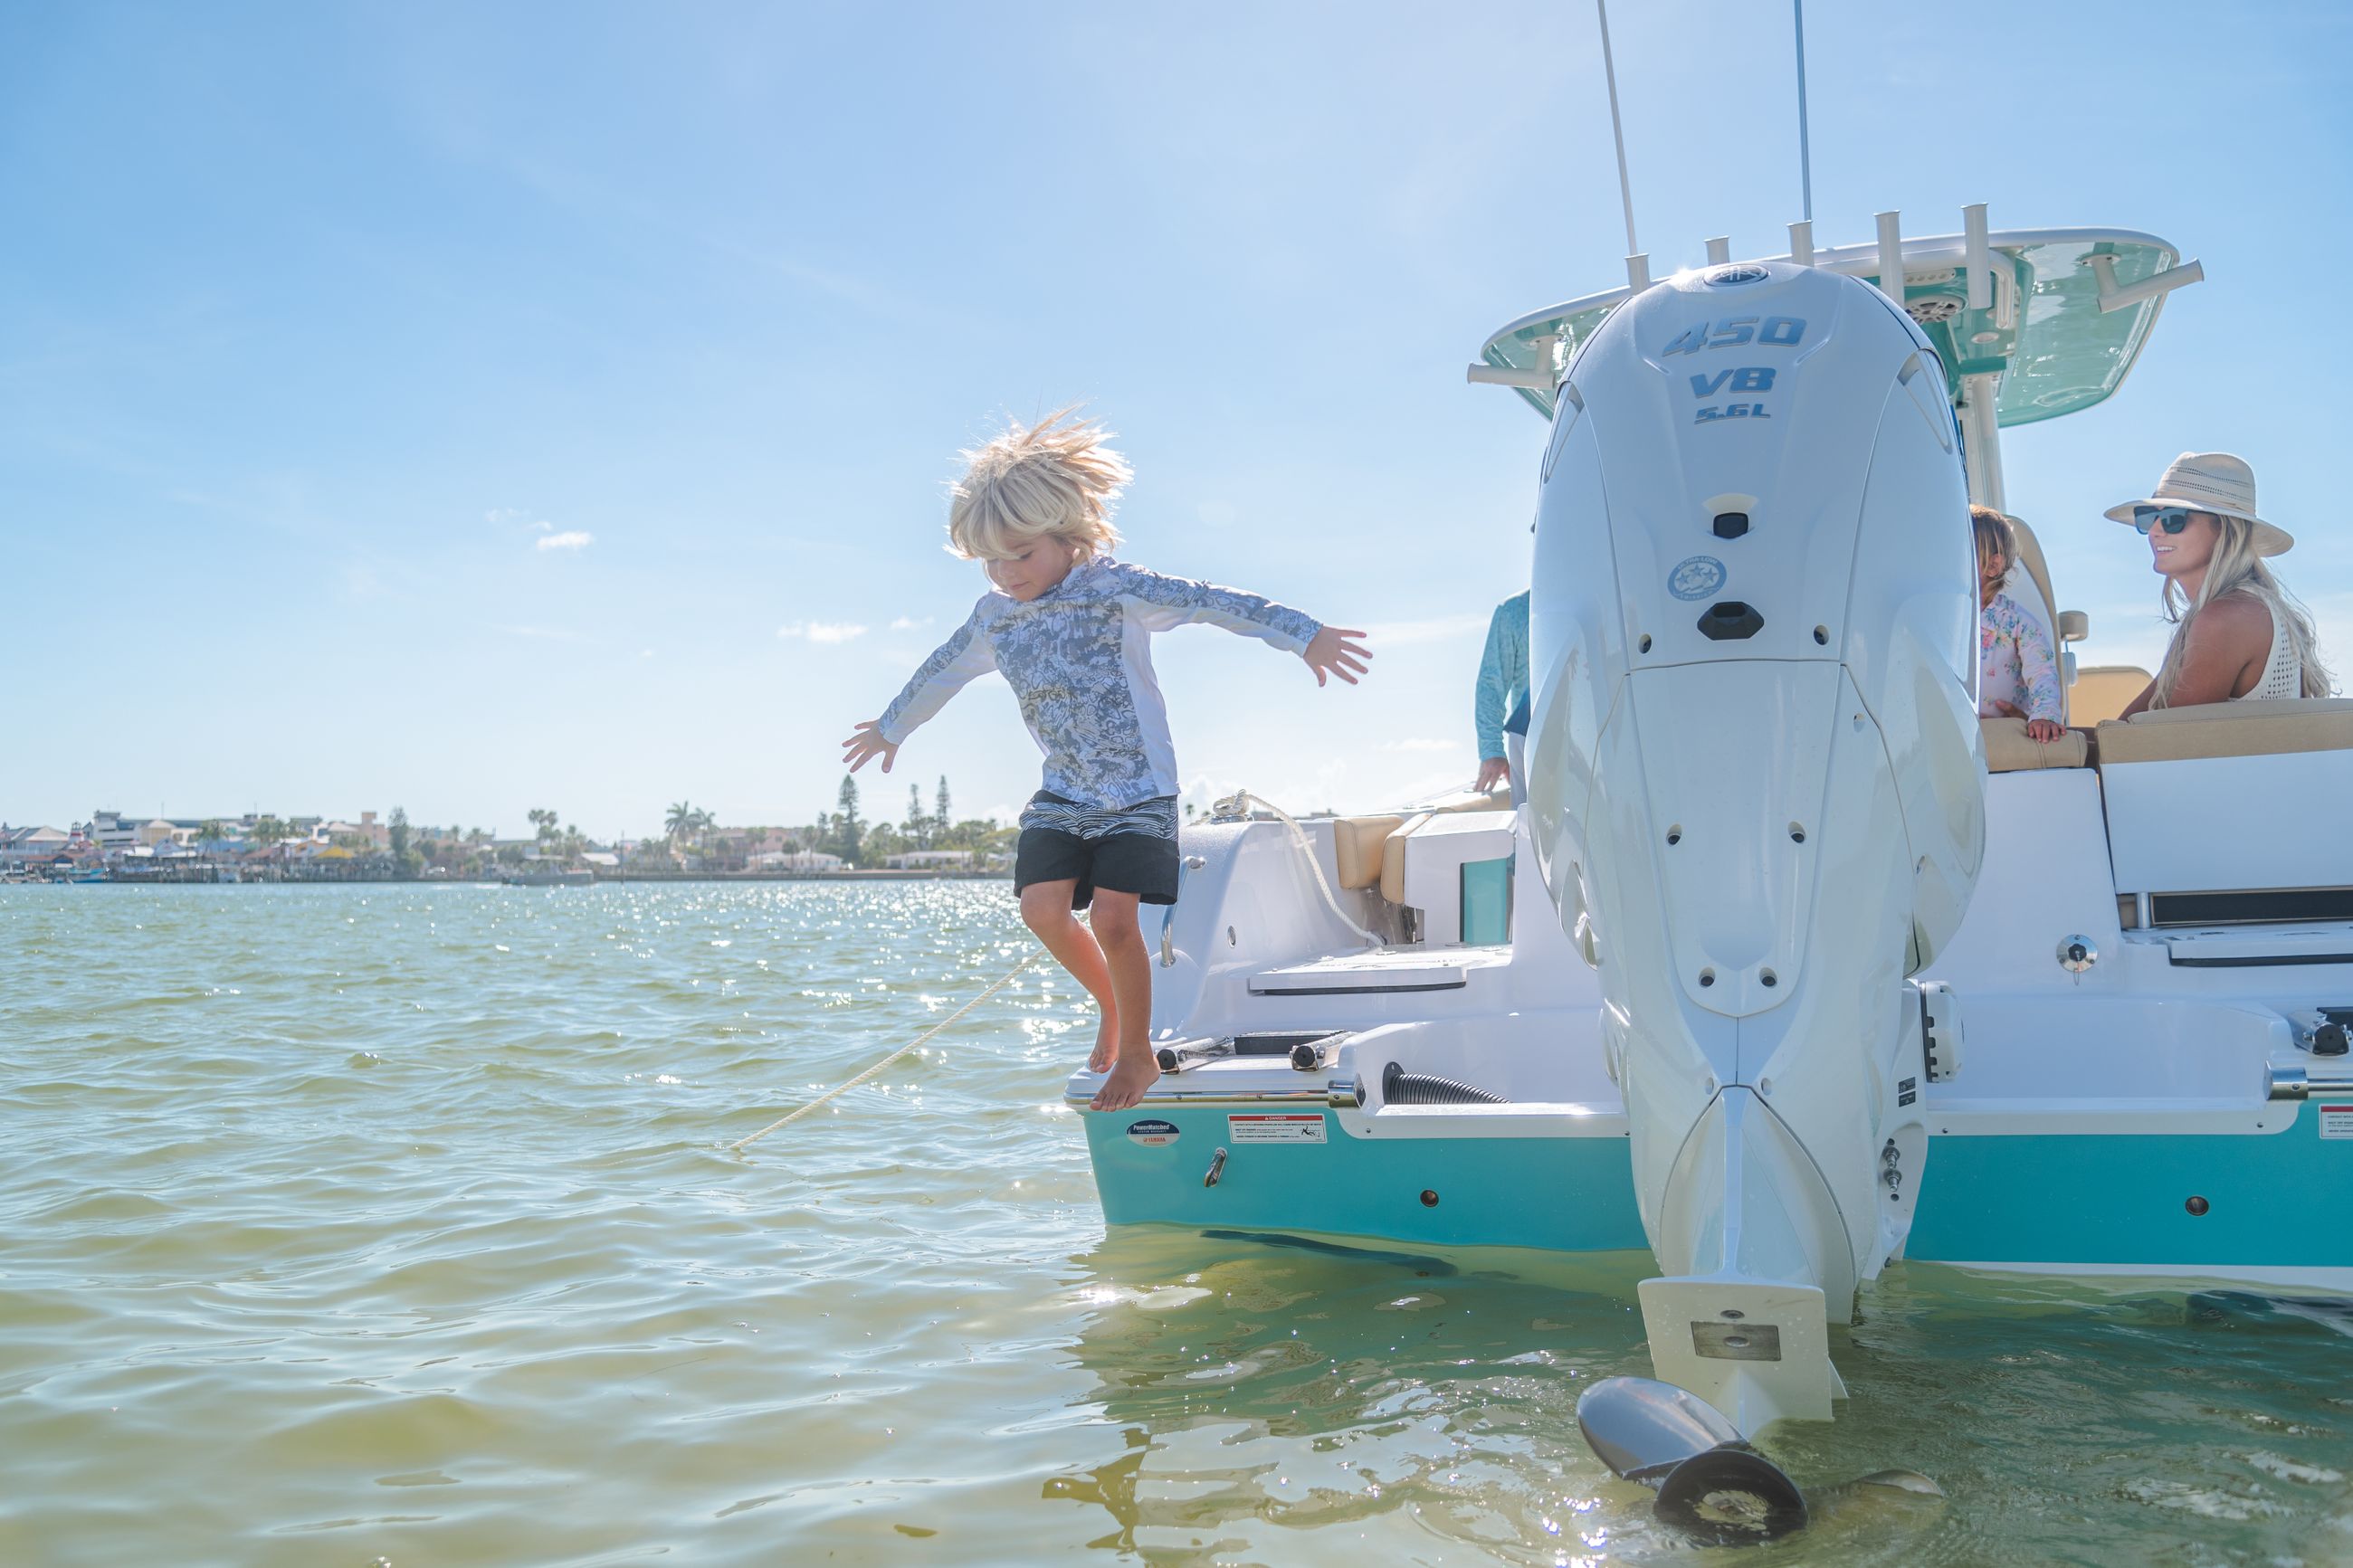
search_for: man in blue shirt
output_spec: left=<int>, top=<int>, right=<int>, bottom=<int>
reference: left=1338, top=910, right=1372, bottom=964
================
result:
left=1474, top=590, right=1530, bottom=793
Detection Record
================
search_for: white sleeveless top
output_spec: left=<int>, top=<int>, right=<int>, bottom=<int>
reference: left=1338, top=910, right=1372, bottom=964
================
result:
left=2236, top=598, right=2302, bottom=702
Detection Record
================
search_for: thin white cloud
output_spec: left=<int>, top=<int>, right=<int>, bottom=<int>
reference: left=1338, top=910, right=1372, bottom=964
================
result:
left=889, top=615, right=934, bottom=632
left=1366, top=612, right=1491, bottom=646
left=1382, top=737, right=1461, bottom=754
left=537, top=530, right=594, bottom=552
left=778, top=622, right=868, bottom=643
left=485, top=508, right=525, bottom=525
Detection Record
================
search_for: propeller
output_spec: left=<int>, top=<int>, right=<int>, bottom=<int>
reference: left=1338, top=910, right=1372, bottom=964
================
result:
left=1577, top=1376, right=1939, bottom=1546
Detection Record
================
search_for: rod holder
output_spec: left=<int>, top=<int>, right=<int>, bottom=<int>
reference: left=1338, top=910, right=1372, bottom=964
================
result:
left=1626, top=252, right=1652, bottom=292
left=1467, top=364, right=1558, bottom=390
left=1875, top=211, right=1904, bottom=303
left=1963, top=203, right=1992, bottom=311
left=2094, top=257, right=2205, bottom=314
left=1786, top=220, right=1814, bottom=266
left=1705, top=235, right=1730, bottom=265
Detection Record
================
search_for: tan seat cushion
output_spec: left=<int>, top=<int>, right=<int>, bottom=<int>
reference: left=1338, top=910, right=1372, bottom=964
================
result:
left=1982, top=716, right=2089, bottom=772
left=1413, top=788, right=1516, bottom=816
left=2097, top=698, right=2353, bottom=764
left=2070, top=665, right=2152, bottom=726
left=1379, top=813, right=1434, bottom=905
left=1332, top=814, right=1405, bottom=891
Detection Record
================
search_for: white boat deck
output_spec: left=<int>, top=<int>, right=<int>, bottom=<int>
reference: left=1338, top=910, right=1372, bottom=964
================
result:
left=1246, top=946, right=1511, bottom=996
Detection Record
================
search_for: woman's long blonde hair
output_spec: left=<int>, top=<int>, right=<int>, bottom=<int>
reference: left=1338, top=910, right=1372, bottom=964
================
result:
left=2150, top=515, right=2333, bottom=705
left=945, top=407, right=1132, bottom=564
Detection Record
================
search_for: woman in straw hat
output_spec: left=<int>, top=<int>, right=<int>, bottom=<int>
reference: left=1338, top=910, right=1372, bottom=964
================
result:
left=2112, top=451, right=2332, bottom=717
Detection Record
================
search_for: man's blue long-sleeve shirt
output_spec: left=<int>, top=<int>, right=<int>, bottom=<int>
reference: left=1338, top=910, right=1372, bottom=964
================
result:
left=1474, top=591, right=1530, bottom=761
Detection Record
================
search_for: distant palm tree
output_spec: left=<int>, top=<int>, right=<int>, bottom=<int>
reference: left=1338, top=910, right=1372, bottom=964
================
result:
left=665, top=801, right=697, bottom=841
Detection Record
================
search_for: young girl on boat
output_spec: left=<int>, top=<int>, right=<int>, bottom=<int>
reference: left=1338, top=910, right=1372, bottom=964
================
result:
left=1972, top=505, right=2064, bottom=743
left=842, top=410, right=1369, bottom=1112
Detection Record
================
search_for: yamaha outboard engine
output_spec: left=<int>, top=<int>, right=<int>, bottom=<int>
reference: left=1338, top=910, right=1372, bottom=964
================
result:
left=1528, top=261, right=1981, bottom=1431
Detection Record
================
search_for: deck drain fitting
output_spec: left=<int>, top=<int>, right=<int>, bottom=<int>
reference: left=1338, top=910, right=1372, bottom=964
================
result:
left=2186, top=1195, right=2210, bottom=1216
left=1419, top=1189, right=1440, bottom=1208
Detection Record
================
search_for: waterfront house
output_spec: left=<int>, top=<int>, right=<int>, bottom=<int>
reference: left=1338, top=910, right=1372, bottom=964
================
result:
left=884, top=849, right=974, bottom=870
left=0, top=825, right=72, bottom=868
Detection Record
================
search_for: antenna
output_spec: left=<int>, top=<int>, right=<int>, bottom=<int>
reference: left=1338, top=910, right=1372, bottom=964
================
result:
left=1792, top=0, right=1815, bottom=223
left=1593, top=0, right=1647, bottom=290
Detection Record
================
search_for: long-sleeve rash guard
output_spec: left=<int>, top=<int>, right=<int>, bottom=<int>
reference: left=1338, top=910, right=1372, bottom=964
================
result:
left=1474, top=591, right=1530, bottom=762
left=876, top=558, right=1321, bottom=809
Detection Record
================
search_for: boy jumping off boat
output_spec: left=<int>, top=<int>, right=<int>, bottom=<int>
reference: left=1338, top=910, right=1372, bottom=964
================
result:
left=842, top=410, right=1369, bottom=1112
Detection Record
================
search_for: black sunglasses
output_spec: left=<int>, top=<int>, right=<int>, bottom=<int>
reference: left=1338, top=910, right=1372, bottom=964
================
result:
left=2132, top=505, right=2205, bottom=537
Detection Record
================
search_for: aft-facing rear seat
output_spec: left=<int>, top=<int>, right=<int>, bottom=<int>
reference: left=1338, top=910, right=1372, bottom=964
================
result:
left=2097, top=698, right=2353, bottom=920
left=2096, top=698, right=2353, bottom=763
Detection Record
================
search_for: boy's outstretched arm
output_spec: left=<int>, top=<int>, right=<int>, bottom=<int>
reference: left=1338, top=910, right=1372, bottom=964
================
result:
left=841, top=609, right=996, bottom=773
left=1109, top=563, right=1371, bottom=684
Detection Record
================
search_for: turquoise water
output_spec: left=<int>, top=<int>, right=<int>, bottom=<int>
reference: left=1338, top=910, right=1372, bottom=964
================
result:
left=2, top=883, right=2347, bottom=1566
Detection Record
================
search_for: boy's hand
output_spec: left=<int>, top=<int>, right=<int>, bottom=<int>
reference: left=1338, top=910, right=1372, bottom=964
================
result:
left=841, top=720, right=900, bottom=774
left=1302, top=626, right=1371, bottom=688
left=2026, top=718, right=2063, bottom=743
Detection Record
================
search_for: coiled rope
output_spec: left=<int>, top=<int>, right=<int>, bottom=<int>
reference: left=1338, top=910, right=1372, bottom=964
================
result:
left=729, top=945, right=1043, bottom=1152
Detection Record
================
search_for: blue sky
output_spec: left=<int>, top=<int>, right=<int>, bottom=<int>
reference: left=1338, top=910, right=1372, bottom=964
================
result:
left=5, top=1, right=2348, bottom=837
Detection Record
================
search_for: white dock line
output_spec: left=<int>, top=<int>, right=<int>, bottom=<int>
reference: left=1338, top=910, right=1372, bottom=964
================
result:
left=729, top=945, right=1045, bottom=1152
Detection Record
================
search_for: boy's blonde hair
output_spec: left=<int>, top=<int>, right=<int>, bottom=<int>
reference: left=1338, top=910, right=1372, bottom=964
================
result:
left=947, top=407, right=1132, bottom=563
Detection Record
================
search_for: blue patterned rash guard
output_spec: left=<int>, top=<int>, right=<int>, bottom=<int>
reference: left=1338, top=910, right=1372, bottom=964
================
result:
left=876, top=558, right=1322, bottom=809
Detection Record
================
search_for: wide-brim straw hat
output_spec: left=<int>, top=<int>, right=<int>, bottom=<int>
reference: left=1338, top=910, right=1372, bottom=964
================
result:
left=2105, top=451, right=2293, bottom=556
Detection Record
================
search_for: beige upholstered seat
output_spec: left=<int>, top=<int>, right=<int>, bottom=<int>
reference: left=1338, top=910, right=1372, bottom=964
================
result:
left=2070, top=665, right=2153, bottom=726
left=1332, top=814, right=1405, bottom=891
left=1982, top=716, right=2089, bottom=772
left=2097, top=698, right=2353, bottom=764
left=1379, top=813, right=1434, bottom=905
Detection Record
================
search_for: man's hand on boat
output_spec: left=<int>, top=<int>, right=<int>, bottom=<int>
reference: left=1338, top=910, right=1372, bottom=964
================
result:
left=841, top=720, right=900, bottom=774
left=1303, top=626, right=1372, bottom=688
left=1475, top=755, right=1510, bottom=793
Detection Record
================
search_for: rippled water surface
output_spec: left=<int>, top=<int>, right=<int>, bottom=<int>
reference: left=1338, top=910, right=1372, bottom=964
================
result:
left=3, top=883, right=2348, bottom=1566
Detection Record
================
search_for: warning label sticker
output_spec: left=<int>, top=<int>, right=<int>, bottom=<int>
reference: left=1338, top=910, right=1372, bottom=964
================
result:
left=2320, top=1104, right=2353, bottom=1139
left=1227, top=1113, right=1328, bottom=1145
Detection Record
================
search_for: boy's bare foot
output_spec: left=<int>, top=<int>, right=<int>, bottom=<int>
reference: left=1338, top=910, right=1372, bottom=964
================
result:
left=1087, top=1009, right=1118, bottom=1075
left=1090, top=1052, right=1161, bottom=1112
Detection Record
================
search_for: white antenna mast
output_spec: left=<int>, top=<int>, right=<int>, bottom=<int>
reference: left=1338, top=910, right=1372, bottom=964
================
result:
left=1792, top=0, right=1815, bottom=223
left=1593, top=0, right=1648, bottom=291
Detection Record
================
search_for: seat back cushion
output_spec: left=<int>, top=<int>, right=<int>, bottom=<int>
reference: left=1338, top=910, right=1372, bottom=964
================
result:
left=1332, top=814, right=1405, bottom=891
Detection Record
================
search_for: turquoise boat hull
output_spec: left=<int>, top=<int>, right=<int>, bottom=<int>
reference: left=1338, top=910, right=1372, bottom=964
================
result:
left=1083, top=1100, right=2351, bottom=1278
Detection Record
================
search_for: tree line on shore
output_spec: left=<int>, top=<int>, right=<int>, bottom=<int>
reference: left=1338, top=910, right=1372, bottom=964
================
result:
left=133, top=774, right=1012, bottom=880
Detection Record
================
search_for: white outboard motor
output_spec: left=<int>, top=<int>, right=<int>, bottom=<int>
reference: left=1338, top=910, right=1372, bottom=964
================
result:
left=1528, top=261, right=1983, bottom=1431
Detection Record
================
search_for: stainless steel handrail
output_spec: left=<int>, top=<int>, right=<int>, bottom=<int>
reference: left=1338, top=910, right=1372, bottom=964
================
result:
left=1064, top=1083, right=1333, bottom=1109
